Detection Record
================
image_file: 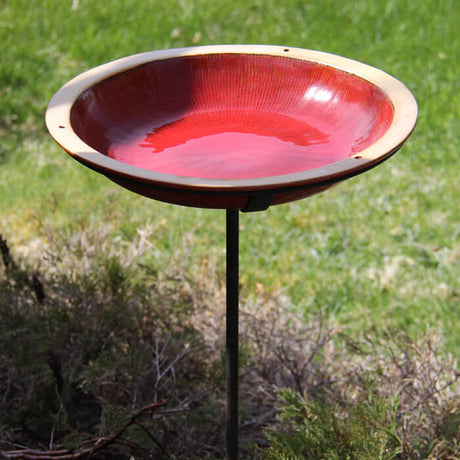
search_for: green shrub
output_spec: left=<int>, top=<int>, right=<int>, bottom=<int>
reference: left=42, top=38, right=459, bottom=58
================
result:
left=264, top=389, right=401, bottom=459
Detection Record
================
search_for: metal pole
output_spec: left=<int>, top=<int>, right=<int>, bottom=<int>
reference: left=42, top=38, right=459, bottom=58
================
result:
left=226, top=209, right=239, bottom=460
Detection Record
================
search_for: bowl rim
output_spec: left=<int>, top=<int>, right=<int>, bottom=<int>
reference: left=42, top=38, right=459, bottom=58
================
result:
left=45, top=44, right=418, bottom=192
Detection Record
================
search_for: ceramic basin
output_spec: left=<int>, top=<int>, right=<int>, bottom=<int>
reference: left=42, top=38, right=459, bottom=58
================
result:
left=46, top=45, right=417, bottom=211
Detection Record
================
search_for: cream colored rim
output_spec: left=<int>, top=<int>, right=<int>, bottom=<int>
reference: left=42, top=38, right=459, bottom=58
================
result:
left=45, top=45, right=418, bottom=191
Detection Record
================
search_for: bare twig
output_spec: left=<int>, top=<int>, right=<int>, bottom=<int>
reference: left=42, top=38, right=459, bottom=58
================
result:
left=134, top=420, right=170, bottom=457
left=0, top=400, right=167, bottom=459
left=152, top=338, right=193, bottom=389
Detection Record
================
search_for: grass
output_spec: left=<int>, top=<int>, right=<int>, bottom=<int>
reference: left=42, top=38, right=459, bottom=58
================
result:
left=1, top=0, right=458, bottom=352
left=0, top=2, right=459, bottom=454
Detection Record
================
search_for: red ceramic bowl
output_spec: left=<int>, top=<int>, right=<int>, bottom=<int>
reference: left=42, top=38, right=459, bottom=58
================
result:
left=46, top=45, right=417, bottom=211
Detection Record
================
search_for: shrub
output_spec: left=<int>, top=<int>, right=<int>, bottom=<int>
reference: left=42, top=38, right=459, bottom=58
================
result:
left=0, top=230, right=458, bottom=458
left=253, top=310, right=460, bottom=459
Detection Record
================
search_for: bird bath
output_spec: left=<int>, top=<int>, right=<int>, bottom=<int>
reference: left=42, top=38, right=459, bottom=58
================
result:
left=46, top=44, right=417, bottom=458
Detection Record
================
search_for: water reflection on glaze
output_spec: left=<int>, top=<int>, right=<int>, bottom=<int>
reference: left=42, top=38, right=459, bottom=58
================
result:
left=108, top=109, right=341, bottom=179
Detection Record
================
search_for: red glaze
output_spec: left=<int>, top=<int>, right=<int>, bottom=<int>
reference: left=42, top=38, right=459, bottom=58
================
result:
left=71, top=54, right=393, bottom=182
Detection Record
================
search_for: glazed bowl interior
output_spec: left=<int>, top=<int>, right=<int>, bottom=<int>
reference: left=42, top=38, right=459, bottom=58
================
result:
left=70, top=53, right=394, bottom=181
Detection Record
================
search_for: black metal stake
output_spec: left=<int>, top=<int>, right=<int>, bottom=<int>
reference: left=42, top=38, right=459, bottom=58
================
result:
left=226, top=209, right=239, bottom=460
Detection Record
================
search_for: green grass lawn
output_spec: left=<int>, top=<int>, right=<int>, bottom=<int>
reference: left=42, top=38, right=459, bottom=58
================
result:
left=1, top=0, right=459, bottom=355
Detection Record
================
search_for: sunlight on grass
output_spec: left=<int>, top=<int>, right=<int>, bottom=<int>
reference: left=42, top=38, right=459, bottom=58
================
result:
left=1, top=0, right=459, bottom=357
